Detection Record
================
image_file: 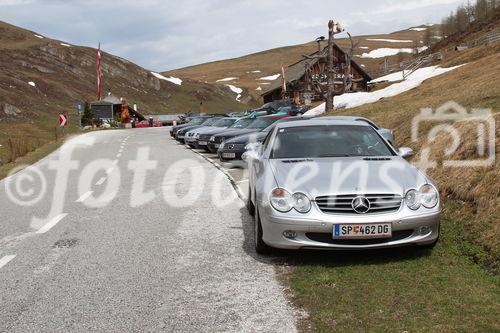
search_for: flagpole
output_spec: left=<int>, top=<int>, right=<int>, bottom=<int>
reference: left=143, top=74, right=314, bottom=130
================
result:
left=97, top=42, right=102, bottom=101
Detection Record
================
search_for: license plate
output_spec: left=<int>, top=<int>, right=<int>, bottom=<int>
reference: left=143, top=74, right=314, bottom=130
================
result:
left=214, top=144, right=220, bottom=148
left=333, top=223, right=392, bottom=239
left=222, top=153, right=236, bottom=158
left=198, top=141, right=207, bottom=145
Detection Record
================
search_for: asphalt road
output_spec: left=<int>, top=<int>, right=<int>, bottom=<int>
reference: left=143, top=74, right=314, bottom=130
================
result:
left=0, top=128, right=297, bottom=332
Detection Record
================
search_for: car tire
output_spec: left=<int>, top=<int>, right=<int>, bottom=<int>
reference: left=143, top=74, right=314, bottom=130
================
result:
left=247, top=184, right=255, bottom=216
left=188, top=144, right=196, bottom=149
left=254, top=204, right=273, bottom=255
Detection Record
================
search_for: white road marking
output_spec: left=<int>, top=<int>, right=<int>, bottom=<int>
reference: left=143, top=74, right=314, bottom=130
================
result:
left=76, top=190, right=93, bottom=202
left=0, top=255, right=16, bottom=270
left=112, top=160, right=118, bottom=165
left=106, top=167, right=114, bottom=174
left=116, top=153, right=122, bottom=158
left=36, top=213, right=67, bottom=234
left=95, top=177, right=106, bottom=186
left=118, top=148, right=124, bottom=153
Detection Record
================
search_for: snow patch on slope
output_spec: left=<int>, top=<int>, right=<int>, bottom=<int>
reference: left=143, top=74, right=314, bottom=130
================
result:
left=151, top=72, right=182, bottom=85
left=28, top=81, right=36, bottom=87
left=226, top=84, right=243, bottom=101
left=361, top=46, right=428, bottom=58
left=216, top=77, right=238, bottom=82
left=34, top=34, right=44, bottom=39
left=410, top=27, right=427, bottom=31
left=305, top=65, right=464, bottom=116
left=258, top=74, right=280, bottom=80
left=367, top=38, right=413, bottom=43
left=60, top=43, right=71, bottom=47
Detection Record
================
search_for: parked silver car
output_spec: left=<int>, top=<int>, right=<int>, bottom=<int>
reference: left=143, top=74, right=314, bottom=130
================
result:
left=244, top=119, right=440, bottom=254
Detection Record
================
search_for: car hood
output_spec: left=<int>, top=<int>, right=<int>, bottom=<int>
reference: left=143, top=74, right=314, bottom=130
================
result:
left=178, top=125, right=205, bottom=133
left=269, top=157, right=428, bottom=197
left=172, top=124, right=191, bottom=131
left=194, top=127, right=230, bottom=135
left=215, top=128, right=261, bottom=139
left=224, top=131, right=268, bottom=144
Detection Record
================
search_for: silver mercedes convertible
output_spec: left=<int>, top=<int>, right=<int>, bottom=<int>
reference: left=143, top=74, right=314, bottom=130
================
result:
left=244, top=118, right=441, bottom=254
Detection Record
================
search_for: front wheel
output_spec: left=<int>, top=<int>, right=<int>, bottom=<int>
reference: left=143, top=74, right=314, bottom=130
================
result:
left=254, top=205, right=273, bottom=255
left=247, top=184, right=255, bottom=216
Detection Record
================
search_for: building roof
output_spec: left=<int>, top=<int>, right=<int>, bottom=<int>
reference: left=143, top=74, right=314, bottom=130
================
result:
left=261, top=43, right=372, bottom=97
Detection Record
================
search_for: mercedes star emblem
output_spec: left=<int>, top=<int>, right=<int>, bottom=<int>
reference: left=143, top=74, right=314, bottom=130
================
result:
left=351, top=196, right=370, bottom=214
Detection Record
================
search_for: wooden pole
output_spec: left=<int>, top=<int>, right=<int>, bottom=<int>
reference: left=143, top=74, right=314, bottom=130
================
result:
left=325, top=20, right=335, bottom=113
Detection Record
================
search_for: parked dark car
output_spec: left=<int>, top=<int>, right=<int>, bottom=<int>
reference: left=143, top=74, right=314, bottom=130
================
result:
left=170, top=116, right=212, bottom=138
left=185, top=118, right=240, bottom=149
left=207, top=115, right=287, bottom=153
left=175, top=117, right=224, bottom=144
left=217, top=117, right=307, bottom=162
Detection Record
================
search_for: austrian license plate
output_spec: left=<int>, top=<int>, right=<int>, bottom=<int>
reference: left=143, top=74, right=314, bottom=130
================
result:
left=222, top=153, right=236, bottom=159
left=333, top=223, right=392, bottom=239
left=198, top=141, right=207, bottom=145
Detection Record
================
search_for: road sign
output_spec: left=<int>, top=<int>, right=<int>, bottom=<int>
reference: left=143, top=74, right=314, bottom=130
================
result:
left=59, top=114, right=68, bottom=127
left=76, top=101, right=84, bottom=114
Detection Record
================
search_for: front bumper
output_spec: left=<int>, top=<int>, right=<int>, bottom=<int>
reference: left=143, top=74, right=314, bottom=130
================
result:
left=217, top=149, right=245, bottom=162
left=207, top=142, right=221, bottom=153
left=258, top=204, right=441, bottom=250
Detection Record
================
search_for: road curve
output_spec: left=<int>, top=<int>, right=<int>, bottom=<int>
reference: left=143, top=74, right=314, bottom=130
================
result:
left=0, top=128, right=297, bottom=333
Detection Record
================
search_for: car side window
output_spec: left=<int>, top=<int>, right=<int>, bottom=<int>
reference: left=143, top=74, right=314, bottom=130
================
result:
left=262, top=129, right=274, bottom=151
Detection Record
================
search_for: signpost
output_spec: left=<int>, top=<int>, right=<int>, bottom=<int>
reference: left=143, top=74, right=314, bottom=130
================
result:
left=76, top=101, right=84, bottom=127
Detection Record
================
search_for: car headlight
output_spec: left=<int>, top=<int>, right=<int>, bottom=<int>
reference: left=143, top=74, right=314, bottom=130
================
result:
left=270, top=188, right=293, bottom=212
left=219, top=142, right=225, bottom=149
left=270, top=189, right=311, bottom=213
left=405, top=184, right=438, bottom=210
left=210, top=136, right=215, bottom=142
left=194, top=133, right=199, bottom=138
left=420, top=184, right=438, bottom=208
left=292, top=192, right=311, bottom=213
left=405, top=189, right=421, bottom=210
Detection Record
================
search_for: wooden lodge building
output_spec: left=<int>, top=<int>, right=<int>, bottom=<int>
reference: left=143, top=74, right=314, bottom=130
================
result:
left=91, top=94, right=145, bottom=122
left=261, top=43, right=372, bottom=104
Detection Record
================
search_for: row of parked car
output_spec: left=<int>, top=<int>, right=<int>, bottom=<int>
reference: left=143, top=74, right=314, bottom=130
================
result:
left=168, top=104, right=441, bottom=255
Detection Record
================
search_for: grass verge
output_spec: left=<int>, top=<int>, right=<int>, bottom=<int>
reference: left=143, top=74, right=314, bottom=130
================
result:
left=0, top=139, right=63, bottom=180
left=283, top=201, right=499, bottom=332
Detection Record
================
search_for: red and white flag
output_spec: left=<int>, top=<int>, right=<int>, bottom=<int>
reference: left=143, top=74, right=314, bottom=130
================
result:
left=281, top=64, right=286, bottom=94
left=97, top=43, right=102, bottom=101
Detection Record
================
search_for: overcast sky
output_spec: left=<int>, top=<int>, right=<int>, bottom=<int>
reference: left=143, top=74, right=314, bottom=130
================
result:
left=0, top=0, right=466, bottom=71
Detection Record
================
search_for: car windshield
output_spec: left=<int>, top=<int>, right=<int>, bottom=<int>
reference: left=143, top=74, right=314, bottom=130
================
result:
left=270, top=125, right=394, bottom=159
left=189, top=117, right=209, bottom=125
left=230, top=118, right=254, bottom=128
left=201, top=118, right=220, bottom=126
left=214, top=118, right=236, bottom=127
left=247, top=117, right=279, bottom=129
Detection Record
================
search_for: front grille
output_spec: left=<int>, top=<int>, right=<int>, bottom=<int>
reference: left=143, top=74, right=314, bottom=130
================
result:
left=224, top=143, right=245, bottom=151
left=199, top=134, right=212, bottom=141
left=306, top=230, right=413, bottom=245
left=187, top=132, right=195, bottom=137
left=315, top=194, right=402, bottom=214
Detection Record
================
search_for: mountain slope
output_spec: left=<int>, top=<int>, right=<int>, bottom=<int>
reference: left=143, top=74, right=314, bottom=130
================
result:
left=165, top=25, right=437, bottom=101
left=0, top=20, right=246, bottom=166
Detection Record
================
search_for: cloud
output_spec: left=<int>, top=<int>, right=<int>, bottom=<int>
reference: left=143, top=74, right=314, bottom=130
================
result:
left=0, top=0, right=465, bottom=71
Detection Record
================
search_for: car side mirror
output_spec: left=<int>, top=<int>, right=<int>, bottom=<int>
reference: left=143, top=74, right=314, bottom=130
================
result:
left=398, top=147, right=414, bottom=158
left=242, top=142, right=262, bottom=162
